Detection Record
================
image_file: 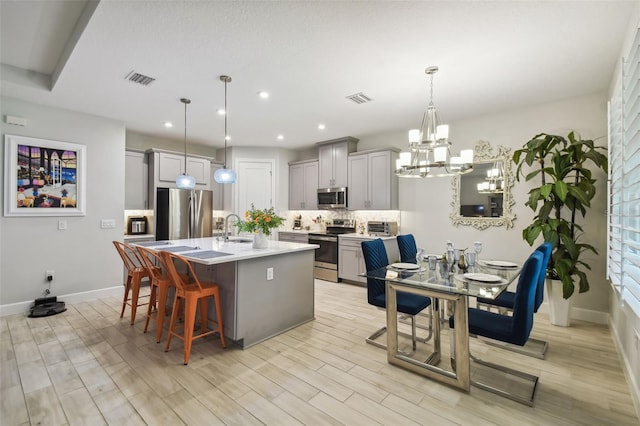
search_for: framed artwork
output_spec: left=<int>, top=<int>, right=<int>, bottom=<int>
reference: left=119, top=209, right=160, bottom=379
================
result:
left=4, top=134, right=86, bottom=216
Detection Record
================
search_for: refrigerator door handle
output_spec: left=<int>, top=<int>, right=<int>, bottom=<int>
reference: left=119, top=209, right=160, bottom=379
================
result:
left=188, top=194, right=193, bottom=238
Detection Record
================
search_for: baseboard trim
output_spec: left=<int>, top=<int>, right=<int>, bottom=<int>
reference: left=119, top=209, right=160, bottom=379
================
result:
left=609, top=316, right=640, bottom=420
left=0, top=286, right=123, bottom=317
left=537, top=302, right=608, bottom=324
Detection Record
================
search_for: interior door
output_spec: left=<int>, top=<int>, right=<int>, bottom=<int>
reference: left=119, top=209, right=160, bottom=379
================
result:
left=236, top=160, right=274, bottom=216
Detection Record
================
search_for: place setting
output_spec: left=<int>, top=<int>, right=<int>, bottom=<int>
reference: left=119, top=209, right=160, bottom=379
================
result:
left=478, top=259, right=519, bottom=269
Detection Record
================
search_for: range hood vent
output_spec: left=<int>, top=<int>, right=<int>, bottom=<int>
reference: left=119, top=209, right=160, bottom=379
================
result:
left=126, top=71, right=156, bottom=86
left=346, top=92, right=373, bottom=104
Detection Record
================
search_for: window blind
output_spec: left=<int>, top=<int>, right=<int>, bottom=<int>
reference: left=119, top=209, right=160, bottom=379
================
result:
left=609, top=28, right=640, bottom=316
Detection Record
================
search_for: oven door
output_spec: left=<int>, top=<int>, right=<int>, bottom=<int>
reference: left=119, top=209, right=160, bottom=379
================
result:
left=309, top=234, right=338, bottom=268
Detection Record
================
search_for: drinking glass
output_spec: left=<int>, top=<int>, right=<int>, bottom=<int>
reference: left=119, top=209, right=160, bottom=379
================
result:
left=446, top=248, right=455, bottom=274
left=465, top=251, right=477, bottom=269
left=474, top=241, right=483, bottom=261
left=428, top=255, right=438, bottom=278
left=416, top=248, right=426, bottom=264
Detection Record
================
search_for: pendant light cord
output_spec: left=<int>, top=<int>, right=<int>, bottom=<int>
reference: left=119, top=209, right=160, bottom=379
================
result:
left=184, top=100, right=187, bottom=166
left=224, top=78, right=228, bottom=168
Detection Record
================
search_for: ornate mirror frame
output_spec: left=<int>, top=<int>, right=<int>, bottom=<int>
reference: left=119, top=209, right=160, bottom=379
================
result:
left=450, top=140, right=516, bottom=230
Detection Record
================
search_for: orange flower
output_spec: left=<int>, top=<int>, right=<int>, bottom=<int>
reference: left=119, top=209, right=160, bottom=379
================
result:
left=265, top=216, right=271, bottom=223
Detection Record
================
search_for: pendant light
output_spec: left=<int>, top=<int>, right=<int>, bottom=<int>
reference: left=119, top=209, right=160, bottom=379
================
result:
left=214, top=75, right=237, bottom=184
left=176, top=98, right=196, bottom=189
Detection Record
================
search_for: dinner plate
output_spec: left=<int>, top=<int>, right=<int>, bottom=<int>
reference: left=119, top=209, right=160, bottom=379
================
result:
left=482, top=260, right=518, bottom=268
left=389, top=262, right=421, bottom=270
left=463, top=273, right=502, bottom=283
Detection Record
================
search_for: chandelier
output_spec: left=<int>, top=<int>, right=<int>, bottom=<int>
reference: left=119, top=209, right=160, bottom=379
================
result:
left=477, top=161, right=504, bottom=193
left=395, top=66, right=473, bottom=178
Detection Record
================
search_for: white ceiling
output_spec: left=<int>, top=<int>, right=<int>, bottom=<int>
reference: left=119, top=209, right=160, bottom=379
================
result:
left=1, top=1, right=636, bottom=150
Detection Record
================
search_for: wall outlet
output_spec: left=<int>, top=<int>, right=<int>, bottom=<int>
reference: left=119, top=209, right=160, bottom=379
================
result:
left=58, top=220, right=67, bottom=230
left=266, top=267, right=274, bottom=281
left=45, top=270, right=54, bottom=282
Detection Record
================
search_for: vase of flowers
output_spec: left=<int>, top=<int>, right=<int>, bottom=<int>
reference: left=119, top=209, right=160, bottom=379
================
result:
left=235, top=204, right=286, bottom=249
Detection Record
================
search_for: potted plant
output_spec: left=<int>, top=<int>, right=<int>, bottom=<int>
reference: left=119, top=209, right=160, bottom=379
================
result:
left=236, top=204, right=286, bottom=248
left=513, top=132, right=607, bottom=325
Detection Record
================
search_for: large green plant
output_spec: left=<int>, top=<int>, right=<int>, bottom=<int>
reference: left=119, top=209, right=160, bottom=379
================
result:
left=513, top=132, right=608, bottom=299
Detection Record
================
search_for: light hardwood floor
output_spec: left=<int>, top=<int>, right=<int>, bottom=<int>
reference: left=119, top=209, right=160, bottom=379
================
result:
left=1, top=280, right=638, bottom=425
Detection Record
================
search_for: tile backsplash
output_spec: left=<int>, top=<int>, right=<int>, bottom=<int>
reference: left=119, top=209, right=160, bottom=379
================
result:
left=282, top=210, right=401, bottom=233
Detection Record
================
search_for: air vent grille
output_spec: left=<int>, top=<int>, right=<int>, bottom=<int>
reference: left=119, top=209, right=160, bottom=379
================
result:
left=126, top=71, right=156, bottom=86
left=346, top=92, right=373, bottom=104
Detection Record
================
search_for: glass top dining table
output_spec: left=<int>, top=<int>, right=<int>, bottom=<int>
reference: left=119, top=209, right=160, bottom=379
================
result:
left=361, top=259, right=522, bottom=393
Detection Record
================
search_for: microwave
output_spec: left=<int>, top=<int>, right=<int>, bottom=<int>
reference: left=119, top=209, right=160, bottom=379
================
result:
left=317, top=187, right=347, bottom=210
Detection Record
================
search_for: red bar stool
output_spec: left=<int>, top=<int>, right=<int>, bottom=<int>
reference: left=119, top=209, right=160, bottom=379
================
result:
left=113, top=241, right=150, bottom=325
left=161, top=251, right=226, bottom=364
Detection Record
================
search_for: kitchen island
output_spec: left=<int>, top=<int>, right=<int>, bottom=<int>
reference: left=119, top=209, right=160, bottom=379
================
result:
left=137, top=237, right=318, bottom=348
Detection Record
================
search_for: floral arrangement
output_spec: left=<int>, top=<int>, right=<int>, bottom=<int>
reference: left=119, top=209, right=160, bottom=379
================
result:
left=235, top=204, right=285, bottom=236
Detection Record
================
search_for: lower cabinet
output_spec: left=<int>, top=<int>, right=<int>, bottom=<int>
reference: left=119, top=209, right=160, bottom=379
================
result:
left=278, top=232, right=309, bottom=244
left=339, top=236, right=400, bottom=284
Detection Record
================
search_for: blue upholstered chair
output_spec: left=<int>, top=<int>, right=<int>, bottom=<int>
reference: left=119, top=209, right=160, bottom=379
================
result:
left=362, top=238, right=431, bottom=350
left=396, top=234, right=418, bottom=264
left=448, top=251, right=543, bottom=405
left=475, top=242, right=552, bottom=358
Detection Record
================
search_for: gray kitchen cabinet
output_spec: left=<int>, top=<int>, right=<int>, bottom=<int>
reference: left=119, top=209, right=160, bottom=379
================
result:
left=348, top=149, right=399, bottom=210
left=339, top=235, right=400, bottom=284
left=317, top=137, right=358, bottom=188
left=278, top=232, right=309, bottom=243
left=153, top=150, right=211, bottom=187
left=125, top=150, right=148, bottom=209
left=289, top=160, right=318, bottom=210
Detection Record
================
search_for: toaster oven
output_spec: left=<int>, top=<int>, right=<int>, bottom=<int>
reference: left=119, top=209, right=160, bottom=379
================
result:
left=367, top=221, right=398, bottom=237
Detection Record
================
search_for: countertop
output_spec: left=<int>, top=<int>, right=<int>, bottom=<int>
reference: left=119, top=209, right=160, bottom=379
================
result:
left=339, top=233, right=398, bottom=241
left=123, top=233, right=155, bottom=240
left=130, top=236, right=318, bottom=265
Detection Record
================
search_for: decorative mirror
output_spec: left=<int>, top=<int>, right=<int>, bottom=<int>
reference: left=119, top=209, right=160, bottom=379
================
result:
left=450, top=140, right=516, bottom=230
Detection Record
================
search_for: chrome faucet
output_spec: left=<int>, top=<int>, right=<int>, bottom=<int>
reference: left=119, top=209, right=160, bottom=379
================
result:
left=223, top=213, right=241, bottom=241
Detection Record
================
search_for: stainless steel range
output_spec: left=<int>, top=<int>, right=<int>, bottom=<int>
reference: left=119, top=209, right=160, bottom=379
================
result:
left=308, top=219, right=355, bottom=282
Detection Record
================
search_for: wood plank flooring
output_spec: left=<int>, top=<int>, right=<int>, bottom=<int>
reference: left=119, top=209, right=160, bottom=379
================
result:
left=1, top=280, right=638, bottom=425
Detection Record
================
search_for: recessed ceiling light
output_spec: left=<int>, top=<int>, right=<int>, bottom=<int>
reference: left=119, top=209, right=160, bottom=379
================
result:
left=318, top=124, right=326, bottom=130
left=164, top=121, right=173, bottom=128
left=225, top=136, right=231, bottom=141
left=217, top=109, right=226, bottom=115
left=277, top=135, right=284, bottom=140
left=258, top=91, right=270, bottom=99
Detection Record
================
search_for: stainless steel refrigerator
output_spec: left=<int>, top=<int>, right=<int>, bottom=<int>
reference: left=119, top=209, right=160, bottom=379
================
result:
left=156, top=188, right=212, bottom=240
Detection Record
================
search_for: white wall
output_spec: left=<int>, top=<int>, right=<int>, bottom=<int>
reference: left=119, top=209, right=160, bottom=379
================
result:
left=358, top=91, right=610, bottom=318
left=1, top=97, right=126, bottom=313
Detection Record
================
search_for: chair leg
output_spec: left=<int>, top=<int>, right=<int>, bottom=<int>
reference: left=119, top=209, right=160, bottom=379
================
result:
left=144, top=283, right=157, bottom=333
left=155, top=284, right=169, bottom=343
left=198, top=297, right=208, bottom=335
left=120, top=275, right=132, bottom=318
left=165, top=293, right=180, bottom=353
left=182, top=296, right=198, bottom=365
left=130, top=274, right=141, bottom=325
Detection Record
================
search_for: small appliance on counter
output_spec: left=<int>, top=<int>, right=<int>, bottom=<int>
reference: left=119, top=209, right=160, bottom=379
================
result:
left=367, top=221, right=398, bottom=236
left=127, top=216, right=148, bottom=235
left=293, top=214, right=302, bottom=230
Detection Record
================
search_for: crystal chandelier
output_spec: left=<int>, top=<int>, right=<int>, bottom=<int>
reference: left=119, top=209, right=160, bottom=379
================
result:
left=395, top=66, right=473, bottom=178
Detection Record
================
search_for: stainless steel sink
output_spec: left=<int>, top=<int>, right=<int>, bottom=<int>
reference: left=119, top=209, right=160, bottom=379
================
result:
left=227, top=237, right=253, bottom=243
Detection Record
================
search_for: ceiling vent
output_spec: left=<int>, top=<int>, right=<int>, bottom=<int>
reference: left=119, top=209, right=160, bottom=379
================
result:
left=125, top=71, right=156, bottom=86
left=346, top=92, right=373, bottom=104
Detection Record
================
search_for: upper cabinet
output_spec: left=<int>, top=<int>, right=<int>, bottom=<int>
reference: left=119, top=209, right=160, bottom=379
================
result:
left=147, top=149, right=212, bottom=209
left=289, top=160, right=319, bottom=210
left=348, top=149, right=399, bottom=210
left=317, top=137, right=358, bottom=188
left=125, top=150, right=148, bottom=209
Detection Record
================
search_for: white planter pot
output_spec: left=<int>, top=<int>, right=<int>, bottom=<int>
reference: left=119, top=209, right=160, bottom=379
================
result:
left=546, top=278, right=573, bottom=326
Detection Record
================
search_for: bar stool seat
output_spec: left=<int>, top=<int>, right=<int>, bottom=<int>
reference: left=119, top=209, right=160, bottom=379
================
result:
left=161, top=251, right=226, bottom=365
